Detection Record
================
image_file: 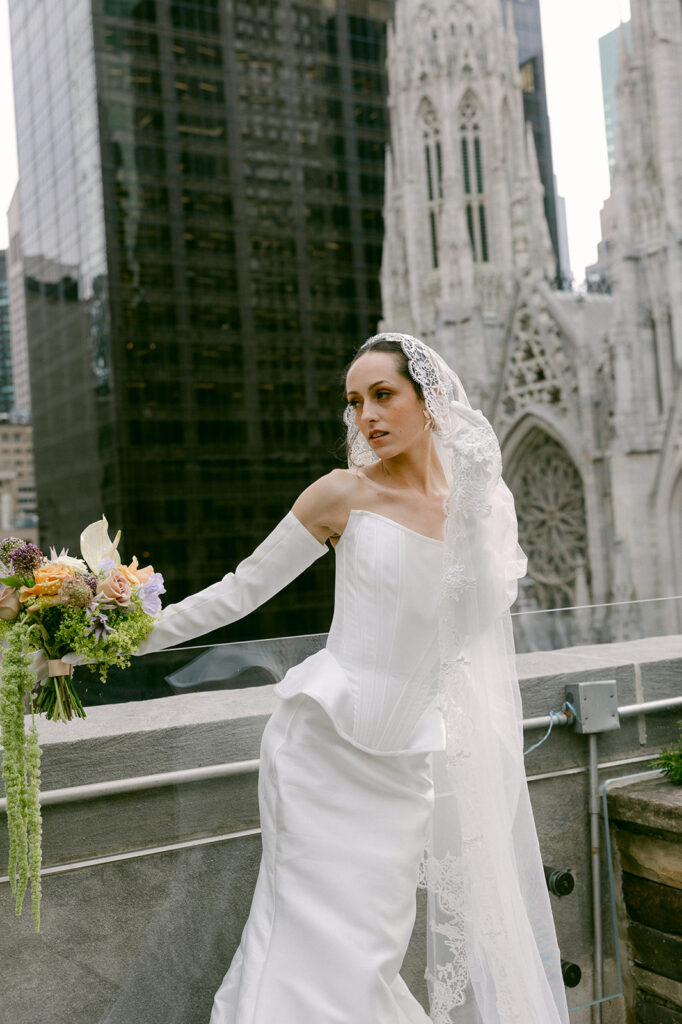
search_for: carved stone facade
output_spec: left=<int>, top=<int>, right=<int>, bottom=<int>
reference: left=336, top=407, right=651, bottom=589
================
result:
left=381, top=0, right=682, bottom=643
left=605, top=0, right=682, bottom=631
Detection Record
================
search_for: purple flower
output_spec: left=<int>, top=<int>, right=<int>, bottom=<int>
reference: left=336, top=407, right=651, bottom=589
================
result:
left=138, top=572, right=166, bottom=616
left=10, top=543, right=44, bottom=576
left=97, top=557, right=117, bottom=572
left=87, top=600, right=114, bottom=642
left=84, top=573, right=98, bottom=594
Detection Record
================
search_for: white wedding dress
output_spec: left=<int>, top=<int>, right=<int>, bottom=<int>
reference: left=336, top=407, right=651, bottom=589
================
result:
left=136, top=504, right=565, bottom=1023
left=208, top=508, right=447, bottom=1023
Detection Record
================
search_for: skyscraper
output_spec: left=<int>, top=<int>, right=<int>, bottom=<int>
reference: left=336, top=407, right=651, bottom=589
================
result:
left=599, top=22, right=632, bottom=186
left=553, top=175, right=572, bottom=287
left=0, top=252, right=13, bottom=414
left=6, top=186, right=31, bottom=417
left=9, top=0, right=391, bottom=640
left=504, top=0, right=568, bottom=288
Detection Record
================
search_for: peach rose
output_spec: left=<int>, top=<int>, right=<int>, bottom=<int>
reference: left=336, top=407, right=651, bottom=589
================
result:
left=97, top=568, right=132, bottom=608
left=0, top=584, right=21, bottom=621
left=20, top=563, right=74, bottom=603
left=120, top=556, right=155, bottom=586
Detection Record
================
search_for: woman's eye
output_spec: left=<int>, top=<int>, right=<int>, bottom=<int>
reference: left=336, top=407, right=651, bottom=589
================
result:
left=347, top=399, right=359, bottom=409
left=376, top=390, right=391, bottom=399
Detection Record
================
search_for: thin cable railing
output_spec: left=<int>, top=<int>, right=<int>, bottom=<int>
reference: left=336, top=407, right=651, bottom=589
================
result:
left=511, top=594, right=682, bottom=616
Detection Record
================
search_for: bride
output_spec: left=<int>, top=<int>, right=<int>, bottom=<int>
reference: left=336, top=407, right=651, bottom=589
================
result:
left=137, top=333, right=570, bottom=1024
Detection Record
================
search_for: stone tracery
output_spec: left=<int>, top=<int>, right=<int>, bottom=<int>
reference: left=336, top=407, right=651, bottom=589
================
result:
left=498, top=304, right=578, bottom=428
left=509, top=430, right=590, bottom=610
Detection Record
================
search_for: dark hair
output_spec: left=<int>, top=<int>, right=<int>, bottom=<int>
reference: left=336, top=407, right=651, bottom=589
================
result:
left=344, top=336, right=424, bottom=401
left=338, top=337, right=425, bottom=463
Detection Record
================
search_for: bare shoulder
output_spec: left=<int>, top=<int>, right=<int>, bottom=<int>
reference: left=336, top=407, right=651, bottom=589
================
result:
left=292, top=468, right=367, bottom=544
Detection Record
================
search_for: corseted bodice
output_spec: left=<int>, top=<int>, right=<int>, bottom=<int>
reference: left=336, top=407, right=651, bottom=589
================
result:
left=275, top=509, right=446, bottom=755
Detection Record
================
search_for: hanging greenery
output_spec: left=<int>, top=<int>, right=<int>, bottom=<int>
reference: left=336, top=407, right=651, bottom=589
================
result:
left=0, top=621, right=43, bottom=930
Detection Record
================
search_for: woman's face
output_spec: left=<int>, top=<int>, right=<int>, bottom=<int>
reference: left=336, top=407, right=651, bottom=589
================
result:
left=345, top=351, right=427, bottom=459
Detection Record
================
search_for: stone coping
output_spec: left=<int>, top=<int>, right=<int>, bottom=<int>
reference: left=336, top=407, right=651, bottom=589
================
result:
left=516, top=633, right=682, bottom=682
left=7, top=632, right=682, bottom=751
left=607, top=777, right=682, bottom=836
left=25, top=681, right=278, bottom=748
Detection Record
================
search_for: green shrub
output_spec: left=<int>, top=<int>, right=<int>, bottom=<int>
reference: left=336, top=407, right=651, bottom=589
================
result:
left=651, top=721, right=682, bottom=784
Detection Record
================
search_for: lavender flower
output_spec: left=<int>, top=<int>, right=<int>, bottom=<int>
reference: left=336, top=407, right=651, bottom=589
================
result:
left=138, top=572, right=166, bottom=616
left=87, top=600, right=114, bottom=642
left=9, top=543, right=44, bottom=576
left=0, top=537, right=25, bottom=565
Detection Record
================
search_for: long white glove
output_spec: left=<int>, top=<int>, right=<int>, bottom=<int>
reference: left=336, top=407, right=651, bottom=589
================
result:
left=135, top=510, right=328, bottom=656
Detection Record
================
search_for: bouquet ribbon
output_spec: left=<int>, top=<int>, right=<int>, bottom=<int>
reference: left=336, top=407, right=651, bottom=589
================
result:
left=47, top=659, right=74, bottom=678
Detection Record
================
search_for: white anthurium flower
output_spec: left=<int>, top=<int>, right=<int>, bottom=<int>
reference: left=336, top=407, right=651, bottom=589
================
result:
left=80, top=516, right=122, bottom=573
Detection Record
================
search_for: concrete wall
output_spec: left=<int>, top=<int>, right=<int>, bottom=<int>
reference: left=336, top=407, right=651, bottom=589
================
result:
left=1, top=634, right=681, bottom=1024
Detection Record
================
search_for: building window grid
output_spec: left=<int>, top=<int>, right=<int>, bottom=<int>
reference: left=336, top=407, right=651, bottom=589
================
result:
left=15, top=2, right=387, bottom=630
left=460, top=95, right=488, bottom=263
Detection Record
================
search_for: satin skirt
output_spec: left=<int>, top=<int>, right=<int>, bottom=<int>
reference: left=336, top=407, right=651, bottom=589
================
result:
left=209, top=693, right=434, bottom=1024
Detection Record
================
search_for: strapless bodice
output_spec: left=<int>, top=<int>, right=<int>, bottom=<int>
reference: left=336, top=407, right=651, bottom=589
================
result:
left=275, top=509, right=447, bottom=755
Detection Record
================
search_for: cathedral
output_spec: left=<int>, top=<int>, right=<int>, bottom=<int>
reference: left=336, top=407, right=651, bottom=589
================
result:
left=379, top=0, right=682, bottom=648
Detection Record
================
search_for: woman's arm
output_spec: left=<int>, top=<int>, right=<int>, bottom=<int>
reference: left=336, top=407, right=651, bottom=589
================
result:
left=291, top=468, right=358, bottom=544
left=135, top=507, right=328, bottom=656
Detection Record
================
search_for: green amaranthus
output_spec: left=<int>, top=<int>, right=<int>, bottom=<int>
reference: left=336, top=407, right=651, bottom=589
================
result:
left=0, top=621, right=43, bottom=930
left=0, top=598, right=153, bottom=930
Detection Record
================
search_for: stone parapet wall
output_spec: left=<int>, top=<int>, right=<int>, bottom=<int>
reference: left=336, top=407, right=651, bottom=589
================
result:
left=0, top=634, right=681, bottom=1023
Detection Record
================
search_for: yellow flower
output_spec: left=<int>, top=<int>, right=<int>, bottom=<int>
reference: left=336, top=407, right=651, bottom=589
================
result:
left=119, top=556, right=155, bottom=586
left=20, top=564, right=75, bottom=603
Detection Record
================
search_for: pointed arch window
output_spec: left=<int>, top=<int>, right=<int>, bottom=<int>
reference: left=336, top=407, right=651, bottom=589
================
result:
left=421, top=100, right=443, bottom=269
left=459, top=93, right=488, bottom=262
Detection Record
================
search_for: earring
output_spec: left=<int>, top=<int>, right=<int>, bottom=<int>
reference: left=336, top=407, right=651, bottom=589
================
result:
left=423, top=409, right=433, bottom=431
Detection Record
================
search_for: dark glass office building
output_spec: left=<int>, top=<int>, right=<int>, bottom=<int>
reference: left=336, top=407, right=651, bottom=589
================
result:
left=9, top=0, right=391, bottom=640
left=9, top=0, right=563, bottom=643
left=0, top=252, right=13, bottom=414
left=504, top=0, right=568, bottom=288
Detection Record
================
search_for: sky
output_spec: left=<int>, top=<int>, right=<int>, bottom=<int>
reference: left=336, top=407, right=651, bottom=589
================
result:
left=0, top=0, right=631, bottom=283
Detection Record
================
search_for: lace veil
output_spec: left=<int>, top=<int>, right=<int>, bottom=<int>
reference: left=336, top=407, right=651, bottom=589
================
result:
left=346, top=334, right=569, bottom=1024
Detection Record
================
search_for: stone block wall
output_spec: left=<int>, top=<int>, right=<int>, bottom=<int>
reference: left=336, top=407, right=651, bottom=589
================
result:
left=607, top=779, right=682, bottom=1023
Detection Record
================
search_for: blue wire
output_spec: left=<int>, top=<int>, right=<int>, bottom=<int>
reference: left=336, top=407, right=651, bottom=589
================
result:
left=524, top=711, right=560, bottom=756
left=564, top=699, right=581, bottom=725
left=523, top=700, right=580, bottom=757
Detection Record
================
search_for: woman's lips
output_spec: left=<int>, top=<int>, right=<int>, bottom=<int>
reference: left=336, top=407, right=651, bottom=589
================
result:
left=369, top=431, right=389, bottom=443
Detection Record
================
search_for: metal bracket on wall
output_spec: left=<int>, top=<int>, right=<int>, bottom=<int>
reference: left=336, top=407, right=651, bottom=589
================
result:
left=565, top=680, right=619, bottom=735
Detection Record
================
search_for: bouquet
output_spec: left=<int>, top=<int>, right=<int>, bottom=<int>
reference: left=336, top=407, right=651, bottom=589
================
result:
left=0, top=517, right=165, bottom=930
